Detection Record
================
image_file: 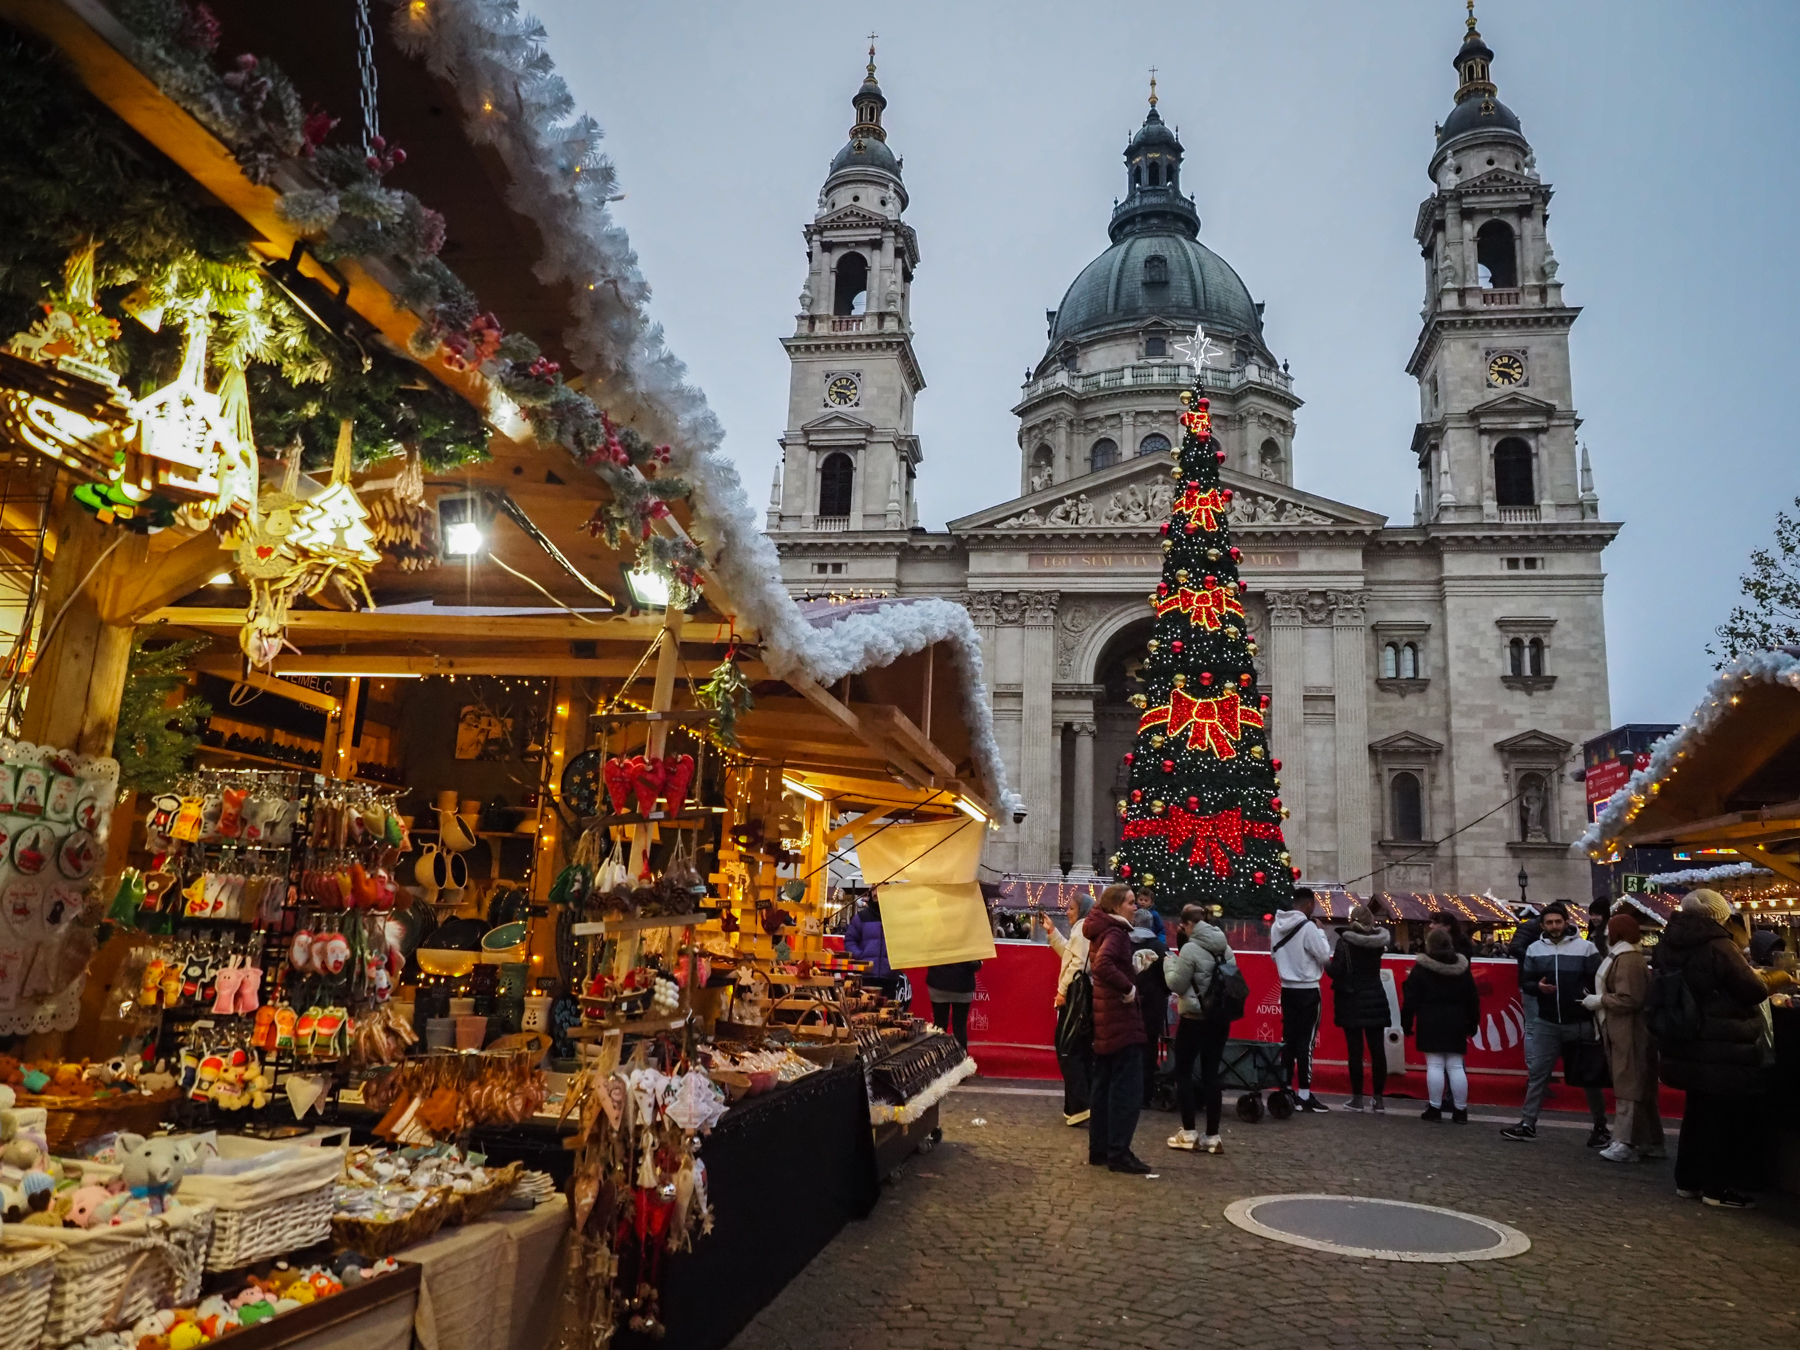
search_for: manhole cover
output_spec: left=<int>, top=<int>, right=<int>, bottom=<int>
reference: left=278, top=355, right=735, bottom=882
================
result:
left=1224, top=1195, right=1529, bottom=1263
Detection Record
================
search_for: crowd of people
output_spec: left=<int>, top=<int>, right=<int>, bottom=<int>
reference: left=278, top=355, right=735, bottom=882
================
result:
left=1026, top=882, right=1789, bottom=1206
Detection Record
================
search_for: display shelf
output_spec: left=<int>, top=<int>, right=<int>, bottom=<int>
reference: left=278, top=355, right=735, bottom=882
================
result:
left=580, top=809, right=714, bottom=828
left=592, top=709, right=717, bottom=725
left=566, top=1013, right=691, bottom=1040
left=195, top=745, right=321, bottom=773
left=571, top=911, right=709, bottom=936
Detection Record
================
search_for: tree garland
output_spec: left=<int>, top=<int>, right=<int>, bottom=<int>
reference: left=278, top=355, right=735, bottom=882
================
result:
left=112, top=627, right=212, bottom=795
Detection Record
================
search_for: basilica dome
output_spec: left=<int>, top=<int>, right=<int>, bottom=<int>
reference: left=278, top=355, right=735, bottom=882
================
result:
left=1044, top=103, right=1266, bottom=355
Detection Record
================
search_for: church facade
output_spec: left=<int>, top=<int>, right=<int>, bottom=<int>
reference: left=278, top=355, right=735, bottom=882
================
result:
left=767, top=20, right=1619, bottom=903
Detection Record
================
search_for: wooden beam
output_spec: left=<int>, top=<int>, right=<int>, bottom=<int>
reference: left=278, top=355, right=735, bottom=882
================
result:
left=1742, top=844, right=1800, bottom=887
left=193, top=659, right=342, bottom=713
left=1622, top=800, right=1800, bottom=847
left=863, top=704, right=957, bottom=779
left=786, top=674, right=935, bottom=788
left=826, top=802, right=892, bottom=847
left=250, top=653, right=769, bottom=679
left=139, top=606, right=738, bottom=645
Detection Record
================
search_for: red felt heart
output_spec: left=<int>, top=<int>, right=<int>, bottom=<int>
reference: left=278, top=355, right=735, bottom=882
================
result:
left=255, top=546, right=274, bottom=560
left=632, top=757, right=668, bottom=816
left=602, top=757, right=634, bottom=816
left=663, top=754, right=695, bottom=811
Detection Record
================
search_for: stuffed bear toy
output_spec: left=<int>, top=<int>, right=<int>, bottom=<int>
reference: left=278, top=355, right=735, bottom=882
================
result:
left=95, top=1134, right=196, bottom=1221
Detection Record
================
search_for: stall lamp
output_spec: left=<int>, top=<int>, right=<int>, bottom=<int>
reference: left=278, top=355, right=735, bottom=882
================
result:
left=955, top=796, right=988, bottom=823
left=782, top=775, right=825, bottom=802
left=208, top=572, right=234, bottom=587
left=281, top=669, right=424, bottom=679
left=436, top=491, right=494, bottom=559
left=622, top=567, right=672, bottom=610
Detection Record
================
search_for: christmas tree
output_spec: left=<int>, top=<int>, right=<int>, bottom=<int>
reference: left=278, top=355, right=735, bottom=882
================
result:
left=1110, top=370, right=1297, bottom=916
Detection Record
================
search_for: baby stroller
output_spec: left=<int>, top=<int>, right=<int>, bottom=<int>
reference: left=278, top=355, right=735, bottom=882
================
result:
left=1219, top=1038, right=1294, bottom=1122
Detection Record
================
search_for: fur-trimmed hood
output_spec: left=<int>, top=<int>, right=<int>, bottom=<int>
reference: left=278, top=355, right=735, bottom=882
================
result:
left=1412, top=952, right=1469, bottom=977
left=1338, top=927, right=1390, bottom=951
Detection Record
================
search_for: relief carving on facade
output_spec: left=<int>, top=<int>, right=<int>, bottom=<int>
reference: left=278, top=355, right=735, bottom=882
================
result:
left=1057, top=599, right=1097, bottom=678
left=964, top=590, right=1059, bottom=626
left=995, top=482, right=1336, bottom=530
left=1264, top=589, right=1308, bottom=626
left=960, top=591, right=999, bottom=627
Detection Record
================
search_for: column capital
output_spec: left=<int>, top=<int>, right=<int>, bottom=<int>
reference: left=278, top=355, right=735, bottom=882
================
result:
left=1069, top=720, right=1097, bottom=738
left=988, top=590, right=1060, bottom=626
left=1328, top=589, right=1371, bottom=626
left=961, top=590, right=1003, bottom=627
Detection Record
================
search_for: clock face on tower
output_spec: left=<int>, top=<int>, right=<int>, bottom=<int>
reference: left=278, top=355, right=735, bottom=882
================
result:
left=825, top=374, right=860, bottom=407
left=1486, top=352, right=1526, bottom=387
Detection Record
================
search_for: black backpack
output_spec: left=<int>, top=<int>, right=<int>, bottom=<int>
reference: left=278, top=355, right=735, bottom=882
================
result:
left=1206, top=957, right=1249, bottom=1023
left=1057, top=969, right=1095, bottom=1056
left=1646, top=961, right=1703, bottom=1044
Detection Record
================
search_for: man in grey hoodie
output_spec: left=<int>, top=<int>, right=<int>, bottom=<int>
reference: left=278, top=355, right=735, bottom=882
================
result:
left=1269, top=889, right=1335, bottom=1114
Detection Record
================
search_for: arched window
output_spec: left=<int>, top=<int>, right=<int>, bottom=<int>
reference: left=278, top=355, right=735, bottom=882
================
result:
left=1132, top=164, right=1141, bottom=188
left=1509, top=637, right=1525, bottom=676
left=1259, top=438, right=1283, bottom=480
left=1527, top=637, right=1545, bottom=676
left=832, top=252, right=868, bottom=316
left=1089, top=438, right=1119, bottom=471
left=1143, top=254, right=1169, bottom=286
left=1137, top=433, right=1170, bottom=457
left=818, top=453, right=855, bottom=517
left=1381, top=643, right=1399, bottom=679
left=1494, top=438, right=1534, bottom=506
left=1400, top=642, right=1420, bottom=679
left=1390, top=772, right=1424, bottom=842
left=1144, top=335, right=1167, bottom=357
left=1476, top=220, right=1518, bottom=288
left=1148, top=160, right=1162, bottom=187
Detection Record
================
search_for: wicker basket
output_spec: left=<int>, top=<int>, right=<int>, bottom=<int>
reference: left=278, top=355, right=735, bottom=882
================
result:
left=441, top=1161, right=523, bottom=1228
left=176, top=1138, right=344, bottom=1271
left=330, top=1187, right=450, bottom=1260
left=13, top=1089, right=176, bottom=1154
left=4, top=1202, right=214, bottom=1346
left=0, top=1245, right=54, bottom=1350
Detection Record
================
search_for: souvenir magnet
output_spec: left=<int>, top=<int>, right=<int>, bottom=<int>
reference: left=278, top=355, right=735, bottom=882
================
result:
left=43, top=774, right=78, bottom=823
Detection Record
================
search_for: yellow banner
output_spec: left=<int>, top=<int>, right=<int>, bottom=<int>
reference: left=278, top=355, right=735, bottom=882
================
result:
left=852, top=817, right=983, bottom=886
left=878, top=881, right=998, bottom=969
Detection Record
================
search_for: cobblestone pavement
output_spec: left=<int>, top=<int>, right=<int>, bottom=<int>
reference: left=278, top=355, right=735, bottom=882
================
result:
left=729, top=1083, right=1800, bottom=1350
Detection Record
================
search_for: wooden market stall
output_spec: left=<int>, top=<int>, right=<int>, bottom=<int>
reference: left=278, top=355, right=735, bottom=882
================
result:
left=0, top=3, right=1019, bottom=1348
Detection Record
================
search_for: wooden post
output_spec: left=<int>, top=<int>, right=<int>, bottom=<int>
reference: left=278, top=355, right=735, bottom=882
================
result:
left=19, top=499, right=133, bottom=755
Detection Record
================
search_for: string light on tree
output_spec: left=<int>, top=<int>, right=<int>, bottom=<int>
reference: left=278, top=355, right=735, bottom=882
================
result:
left=1110, top=376, right=1296, bottom=917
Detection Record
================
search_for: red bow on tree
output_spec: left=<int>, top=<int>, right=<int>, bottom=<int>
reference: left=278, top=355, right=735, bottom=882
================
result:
left=1123, top=805, right=1283, bottom=875
left=1172, top=485, right=1226, bottom=531
left=1137, top=688, right=1265, bottom=759
left=1155, top=584, right=1245, bottom=631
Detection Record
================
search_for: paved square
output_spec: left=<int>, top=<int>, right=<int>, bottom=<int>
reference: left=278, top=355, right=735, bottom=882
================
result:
left=729, top=1084, right=1800, bottom=1350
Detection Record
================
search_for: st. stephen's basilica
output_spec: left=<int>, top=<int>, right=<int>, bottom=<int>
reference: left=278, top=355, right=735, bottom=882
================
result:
left=767, top=13, right=1617, bottom=901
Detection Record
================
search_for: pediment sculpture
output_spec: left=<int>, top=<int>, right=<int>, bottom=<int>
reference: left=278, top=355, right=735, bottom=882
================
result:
left=992, top=480, right=1337, bottom=530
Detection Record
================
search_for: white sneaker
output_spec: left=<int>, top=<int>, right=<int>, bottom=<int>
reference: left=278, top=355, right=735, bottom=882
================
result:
left=1064, top=1110, right=1090, bottom=1126
left=1199, top=1134, right=1224, bottom=1154
left=1166, top=1129, right=1199, bottom=1150
left=1599, top=1141, right=1639, bottom=1164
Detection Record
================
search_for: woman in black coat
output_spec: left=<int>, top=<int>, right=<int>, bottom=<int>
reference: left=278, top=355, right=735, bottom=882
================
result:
left=1329, top=904, right=1391, bottom=1111
left=1402, top=927, right=1482, bottom=1123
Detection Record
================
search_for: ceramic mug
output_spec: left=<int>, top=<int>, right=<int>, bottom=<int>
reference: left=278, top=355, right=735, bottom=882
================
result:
left=412, top=844, right=448, bottom=902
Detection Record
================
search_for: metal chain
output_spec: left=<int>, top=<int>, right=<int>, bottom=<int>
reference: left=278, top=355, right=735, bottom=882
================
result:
left=354, top=0, right=381, bottom=154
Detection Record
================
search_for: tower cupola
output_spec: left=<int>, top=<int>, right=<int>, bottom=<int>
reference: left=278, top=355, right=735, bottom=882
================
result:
left=1110, top=76, right=1199, bottom=243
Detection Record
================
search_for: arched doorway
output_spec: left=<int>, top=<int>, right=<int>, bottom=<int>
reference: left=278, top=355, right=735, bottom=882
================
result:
left=1069, top=616, right=1153, bottom=873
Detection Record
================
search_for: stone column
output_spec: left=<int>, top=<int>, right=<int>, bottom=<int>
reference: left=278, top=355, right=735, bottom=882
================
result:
left=1071, top=720, right=1096, bottom=875
left=1330, top=590, right=1373, bottom=887
left=961, top=591, right=999, bottom=695
left=1018, top=591, right=1059, bottom=870
left=1264, top=591, right=1307, bottom=866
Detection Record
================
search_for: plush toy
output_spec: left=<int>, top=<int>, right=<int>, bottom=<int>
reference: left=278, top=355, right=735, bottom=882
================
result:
left=235, top=1301, right=275, bottom=1327
left=65, top=1184, right=113, bottom=1228
left=115, top=1133, right=197, bottom=1216
left=164, top=1321, right=205, bottom=1350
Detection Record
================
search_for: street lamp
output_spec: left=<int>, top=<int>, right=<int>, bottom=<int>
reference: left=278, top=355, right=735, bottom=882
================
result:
left=1517, top=866, right=1529, bottom=907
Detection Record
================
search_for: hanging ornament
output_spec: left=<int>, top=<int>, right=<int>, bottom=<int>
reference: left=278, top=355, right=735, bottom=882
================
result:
left=366, top=448, right=437, bottom=570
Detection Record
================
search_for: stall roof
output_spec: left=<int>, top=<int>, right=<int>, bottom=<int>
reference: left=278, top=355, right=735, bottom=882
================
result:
left=1316, top=890, right=1516, bottom=926
left=21, top=0, right=1021, bottom=816
left=1585, top=649, right=1800, bottom=885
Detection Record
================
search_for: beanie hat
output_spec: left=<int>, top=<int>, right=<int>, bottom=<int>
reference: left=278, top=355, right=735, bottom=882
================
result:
left=1606, top=912, right=1641, bottom=946
left=1348, top=903, right=1375, bottom=930
left=1424, top=927, right=1454, bottom=957
left=1681, top=888, right=1732, bottom=923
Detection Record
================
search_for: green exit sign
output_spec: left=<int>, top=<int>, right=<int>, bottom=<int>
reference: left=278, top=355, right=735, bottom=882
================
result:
left=1622, top=874, right=1651, bottom=894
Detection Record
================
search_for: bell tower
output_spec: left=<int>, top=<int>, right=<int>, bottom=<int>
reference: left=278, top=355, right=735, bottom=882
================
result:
left=1407, top=5, right=1599, bottom=527
left=768, top=44, right=924, bottom=536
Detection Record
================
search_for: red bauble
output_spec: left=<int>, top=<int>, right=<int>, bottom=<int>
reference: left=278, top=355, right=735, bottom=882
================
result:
left=1119, top=864, right=1132, bottom=877
left=1185, top=481, right=1198, bottom=491
left=1239, top=672, right=1253, bottom=687
left=1229, top=546, right=1242, bottom=561
left=1170, top=640, right=1183, bottom=653
left=1204, top=575, right=1217, bottom=587
left=1254, top=873, right=1267, bottom=886
left=1160, top=522, right=1170, bottom=536
left=1199, top=671, right=1213, bottom=685
left=1123, top=752, right=1134, bottom=765
left=1292, top=866, right=1303, bottom=880
left=1271, top=797, right=1283, bottom=810
left=1161, top=759, right=1175, bottom=773
left=1197, top=398, right=1210, bottom=410
left=1184, top=522, right=1198, bottom=534
left=1259, top=695, right=1271, bottom=710
left=1130, top=789, right=1143, bottom=803
left=1186, top=796, right=1199, bottom=809
left=1221, top=488, right=1233, bottom=503
left=1272, top=758, right=1283, bottom=771
left=1214, top=449, right=1226, bottom=463
left=1157, top=582, right=1169, bottom=596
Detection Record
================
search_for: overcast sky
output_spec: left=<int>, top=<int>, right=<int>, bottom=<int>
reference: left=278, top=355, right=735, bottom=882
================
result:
left=533, top=0, right=1800, bottom=728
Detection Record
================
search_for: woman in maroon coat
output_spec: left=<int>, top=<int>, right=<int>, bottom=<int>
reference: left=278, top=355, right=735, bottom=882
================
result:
left=1082, top=885, right=1151, bottom=1173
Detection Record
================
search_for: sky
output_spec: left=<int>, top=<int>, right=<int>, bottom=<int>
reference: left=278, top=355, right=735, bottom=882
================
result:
left=533, top=0, right=1800, bottom=728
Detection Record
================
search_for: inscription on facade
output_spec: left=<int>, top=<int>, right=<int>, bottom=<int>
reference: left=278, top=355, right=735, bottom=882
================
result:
left=1027, top=550, right=1298, bottom=571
